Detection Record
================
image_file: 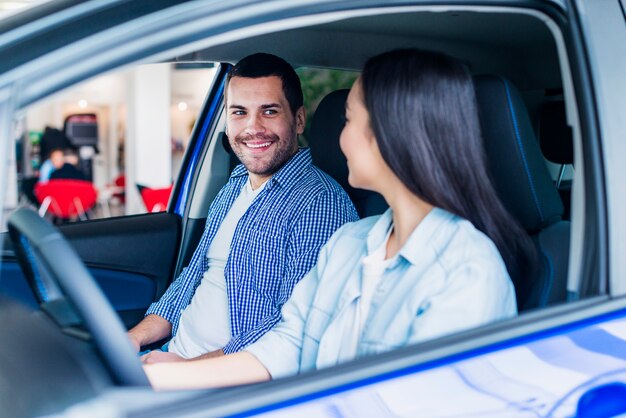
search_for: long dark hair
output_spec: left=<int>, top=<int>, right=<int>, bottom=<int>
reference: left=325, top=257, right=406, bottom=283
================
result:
left=361, top=49, right=537, bottom=297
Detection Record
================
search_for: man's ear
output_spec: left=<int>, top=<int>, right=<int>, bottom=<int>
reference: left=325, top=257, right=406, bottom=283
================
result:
left=296, top=106, right=306, bottom=135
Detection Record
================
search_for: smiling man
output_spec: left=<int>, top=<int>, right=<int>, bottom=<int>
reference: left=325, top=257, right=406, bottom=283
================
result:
left=130, top=53, right=358, bottom=363
left=226, top=75, right=300, bottom=188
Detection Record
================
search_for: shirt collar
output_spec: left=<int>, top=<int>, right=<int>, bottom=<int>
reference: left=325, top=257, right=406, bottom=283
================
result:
left=230, top=148, right=312, bottom=191
left=366, top=207, right=456, bottom=266
left=365, top=209, right=394, bottom=256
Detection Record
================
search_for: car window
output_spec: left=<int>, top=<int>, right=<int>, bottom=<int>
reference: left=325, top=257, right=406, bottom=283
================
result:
left=1, top=62, right=217, bottom=230
left=297, top=67, right=358, bottom=144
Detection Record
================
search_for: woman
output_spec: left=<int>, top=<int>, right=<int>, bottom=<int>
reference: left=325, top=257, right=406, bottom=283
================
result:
left=144, top=49, right=536, bottom=390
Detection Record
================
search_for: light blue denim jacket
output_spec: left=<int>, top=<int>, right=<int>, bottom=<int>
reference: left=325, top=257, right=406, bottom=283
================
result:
left=246, top=207, right=517, bottom=378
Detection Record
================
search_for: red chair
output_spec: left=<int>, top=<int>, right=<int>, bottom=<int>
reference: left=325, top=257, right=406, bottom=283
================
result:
left=34, top=179, right=98, bottom=221
left=139, top=185, right=172, bottom=212
left=113, top=174, right=125, bottom=204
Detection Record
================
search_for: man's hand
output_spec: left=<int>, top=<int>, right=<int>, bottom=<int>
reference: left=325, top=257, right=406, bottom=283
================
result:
left=141, top=350, right=185, bottom=364
left=127, top=314, right=173, bottom=353
left=127, top=332, right=142, bottom=352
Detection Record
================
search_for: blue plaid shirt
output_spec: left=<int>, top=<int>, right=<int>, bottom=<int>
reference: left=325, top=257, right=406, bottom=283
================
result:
left=147, top=148, right=358, bottom=354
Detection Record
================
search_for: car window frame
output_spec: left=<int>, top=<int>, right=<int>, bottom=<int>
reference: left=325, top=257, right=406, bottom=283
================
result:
left=149, top=7, right=613, bottom=417
left=0, top=85, right=15, bottom=223
left=0, top=0, right=617, bottom=415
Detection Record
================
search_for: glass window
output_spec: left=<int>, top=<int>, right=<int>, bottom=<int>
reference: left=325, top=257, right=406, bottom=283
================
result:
left=2, top=62, right=217, bottom=230
left=297, top=67, right=358, bottom=145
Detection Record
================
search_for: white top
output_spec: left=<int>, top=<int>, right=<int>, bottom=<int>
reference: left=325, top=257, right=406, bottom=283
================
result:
left=339, top=226, right=394, bottom=362
left=169, top=179, right=266, bottom=358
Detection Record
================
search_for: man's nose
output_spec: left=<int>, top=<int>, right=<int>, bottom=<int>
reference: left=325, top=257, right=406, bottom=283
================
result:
left=244, top=114, right=265, bottom=135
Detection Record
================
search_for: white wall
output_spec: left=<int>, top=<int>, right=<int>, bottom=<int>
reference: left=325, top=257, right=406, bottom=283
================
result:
left=171, top=68, right=216, bottom=145
left=125, top=64, right=172, bottom=214
left=170, top=67, right=216, bottom=179
left=21, top=64, right=216, bottom=216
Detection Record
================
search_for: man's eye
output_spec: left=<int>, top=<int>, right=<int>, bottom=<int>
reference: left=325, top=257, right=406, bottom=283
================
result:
left=232, top=110, right=245, bottom=116
left=263, top=109, right=278, bottom=115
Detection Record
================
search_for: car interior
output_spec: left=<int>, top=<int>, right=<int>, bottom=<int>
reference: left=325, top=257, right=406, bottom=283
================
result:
left=0, top=4, right=594, bottom=417
left=181, top=8, right=577, bottom=310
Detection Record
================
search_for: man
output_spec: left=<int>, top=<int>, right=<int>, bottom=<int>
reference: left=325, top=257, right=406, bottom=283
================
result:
left=131, top=53, right=357, bottom=362
left=38, top=148, right=66, bottom=183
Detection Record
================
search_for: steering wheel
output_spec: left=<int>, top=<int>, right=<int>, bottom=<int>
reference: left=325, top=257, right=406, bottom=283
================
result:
left=7, top=208, right=149, bottom=386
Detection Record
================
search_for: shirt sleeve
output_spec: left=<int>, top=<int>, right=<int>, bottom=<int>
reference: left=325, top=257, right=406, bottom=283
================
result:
left=244, top=264, right=320, bottom=378
left=222, top=190, right=358, bottom=354
left=407, top=255, right=517, bottom=345
left=144, top=267, right=189, bottom=325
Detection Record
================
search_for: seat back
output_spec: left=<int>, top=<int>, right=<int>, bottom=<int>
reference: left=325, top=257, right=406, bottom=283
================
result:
left=473, top=75, right=571, bottom=309
left=34, top=179, right=98, bottom=219
left=309, top=89, right=387, bottom=218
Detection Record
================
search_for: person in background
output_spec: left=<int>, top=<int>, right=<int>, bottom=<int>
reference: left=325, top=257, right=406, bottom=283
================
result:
left=49, top=150, right=86, bottom=181
left=143, top=48, right=537, bottom=390
left=37, top=127, right=75, bottom=181
left=38, top=148, right=66, bottom=183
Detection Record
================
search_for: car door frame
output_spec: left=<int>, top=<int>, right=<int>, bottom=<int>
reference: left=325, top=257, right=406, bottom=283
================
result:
left=0, top=0, right=622, bottom=415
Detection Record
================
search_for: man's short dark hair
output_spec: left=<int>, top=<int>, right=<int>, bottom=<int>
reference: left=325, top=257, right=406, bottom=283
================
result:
left=226, top=53, right=303, bottom=114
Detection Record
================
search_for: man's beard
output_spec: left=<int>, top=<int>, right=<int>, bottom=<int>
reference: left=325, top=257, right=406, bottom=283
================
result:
left=232, top=127, right=298, bottom=176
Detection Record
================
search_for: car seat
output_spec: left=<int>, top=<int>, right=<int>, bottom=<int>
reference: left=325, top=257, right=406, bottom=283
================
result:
left=34, top=179, right=98, bottom=221
left=473, top=75, right=570, bottom=310
left=113, top=174, right=126, bottom=204
left=309, top=89, right=387, bottom=218
left=136, top=184, right=173, bottom=212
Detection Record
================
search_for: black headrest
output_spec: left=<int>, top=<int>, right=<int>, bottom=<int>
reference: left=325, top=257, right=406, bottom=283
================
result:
left=538, top=100, right=573, bottom=165
left=309, top=90, right=352, bottom=192
left=473, top=75, right=563, bottom=233
left=220, top=131, right=233, bottom=155
left=309, top=90, right=387, bottom=217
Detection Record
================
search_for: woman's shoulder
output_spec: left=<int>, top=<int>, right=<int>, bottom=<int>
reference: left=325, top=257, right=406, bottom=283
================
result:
left=426, top=212, right=514, bottom=315
left=435, top=210, right=506, bottom=270
left=335, top=214, right=381, bottom=237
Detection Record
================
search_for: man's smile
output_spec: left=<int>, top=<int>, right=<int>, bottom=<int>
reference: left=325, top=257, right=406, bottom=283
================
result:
left=244, top=141, right=273, bottom=149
